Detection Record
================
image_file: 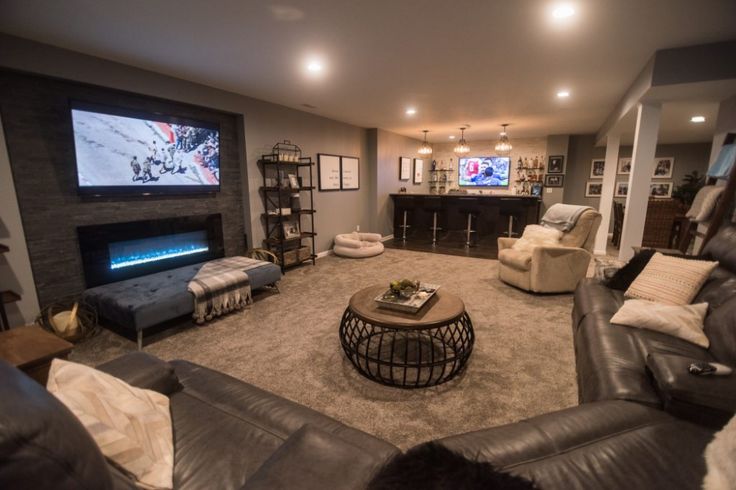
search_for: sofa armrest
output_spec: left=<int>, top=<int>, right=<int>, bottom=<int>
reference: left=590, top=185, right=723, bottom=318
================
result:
left=647, top=353, right=736, bottom=428
left=497, top=237, right=518, bottom=251
left=96, top=352, right=182, bottom=396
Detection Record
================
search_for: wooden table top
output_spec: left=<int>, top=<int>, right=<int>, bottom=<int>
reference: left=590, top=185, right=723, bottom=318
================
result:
left=0, top=325, right=73, bottom=368
left=348, top=285, right=466, bottom=329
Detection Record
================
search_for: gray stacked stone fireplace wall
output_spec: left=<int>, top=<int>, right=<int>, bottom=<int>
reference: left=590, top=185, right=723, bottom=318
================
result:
left=0, top=69, right=246, bottom=307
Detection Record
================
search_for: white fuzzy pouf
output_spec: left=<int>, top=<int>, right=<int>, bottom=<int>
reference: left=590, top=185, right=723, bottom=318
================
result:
left=703, top=414, right=736, bottom=490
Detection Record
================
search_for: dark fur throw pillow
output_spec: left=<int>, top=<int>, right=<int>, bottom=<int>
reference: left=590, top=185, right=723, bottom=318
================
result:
left=368, top=442, right=539, bottom=490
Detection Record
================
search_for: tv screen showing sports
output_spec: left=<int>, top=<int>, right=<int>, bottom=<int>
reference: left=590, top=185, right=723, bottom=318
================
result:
left=71, top=101, right=220, bottom=195
left=458, top=156, right=510, bottom=187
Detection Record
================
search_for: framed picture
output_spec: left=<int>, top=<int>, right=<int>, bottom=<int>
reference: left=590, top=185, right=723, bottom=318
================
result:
left=399, top=157, right=411, bottom=180
left=585, top=181, right=603, bottom=197
left=413, top=158, right=424, bottom=184
left=318, top=154, right=341, bottom=191
left=652, top=157, right=674, bottom=179
left=547, top=155, right=564, bottom=174
left=590, top=159, right=605, bottom=178
left=340, top=156, right=360, bottom=190
left=544, top=174, right=564, bottom=187
left=614, top=181, right=628, bottom=198
left=282, top=220, right=301, bottom=239
left=531, top=183, right=543, bottom=197
left=288, top=173, right=299, bottom=189
left=650, top=182, right=673, bottom=198
left=617, top=157, right=632, bottom=175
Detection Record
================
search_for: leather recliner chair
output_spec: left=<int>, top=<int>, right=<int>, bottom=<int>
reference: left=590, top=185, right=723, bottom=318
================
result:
left=497, top=209, right=602, bottom=293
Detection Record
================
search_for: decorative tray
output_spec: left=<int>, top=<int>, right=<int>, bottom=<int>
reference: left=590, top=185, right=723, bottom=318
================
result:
left=374, top=283, right=440, bottom=314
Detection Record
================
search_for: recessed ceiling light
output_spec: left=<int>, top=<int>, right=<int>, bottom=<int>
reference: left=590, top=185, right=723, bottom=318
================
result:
left=449, top=135, right=456, bottom=139
left=690, top=115, right=706, bottom=123
left=405, top=108, right=417, bottom=116
left=557, top=90, right=570, bottom=98
left=306, top=60, right=323, bottom=73
left=552, top=4, right=575, bottom=19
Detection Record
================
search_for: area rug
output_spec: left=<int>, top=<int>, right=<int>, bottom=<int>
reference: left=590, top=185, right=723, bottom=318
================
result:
left=71, top=248, right=577, bottom=450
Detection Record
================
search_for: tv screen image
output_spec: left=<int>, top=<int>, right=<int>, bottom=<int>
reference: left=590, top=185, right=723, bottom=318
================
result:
left=71, top=102, right=220, bottom=194
left=458, top=156, right=510, bottom=187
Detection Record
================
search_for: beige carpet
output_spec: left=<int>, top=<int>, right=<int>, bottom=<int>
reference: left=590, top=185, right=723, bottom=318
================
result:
left=71, top=249, right=578, bottom=450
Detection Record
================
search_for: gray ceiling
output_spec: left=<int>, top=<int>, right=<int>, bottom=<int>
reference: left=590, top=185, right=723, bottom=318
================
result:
left=1, top=0, right=735, bottom=143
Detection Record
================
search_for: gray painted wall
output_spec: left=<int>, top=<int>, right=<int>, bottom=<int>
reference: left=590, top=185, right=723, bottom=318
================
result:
left=563, top=135, right=711, bottom=230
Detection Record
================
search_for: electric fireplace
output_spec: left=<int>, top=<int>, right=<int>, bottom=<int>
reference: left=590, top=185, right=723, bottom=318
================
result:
left=78, top=214, right=224, bottom=287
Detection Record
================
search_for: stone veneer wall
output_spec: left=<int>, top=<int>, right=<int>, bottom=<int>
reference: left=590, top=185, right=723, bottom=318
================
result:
left=0, top=70, right=245, bottom=307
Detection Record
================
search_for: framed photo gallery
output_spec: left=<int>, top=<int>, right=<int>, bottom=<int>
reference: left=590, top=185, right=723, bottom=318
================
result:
left=586, top=156, right=674, bottom=199
left=318, top=153, right=360, bottom=191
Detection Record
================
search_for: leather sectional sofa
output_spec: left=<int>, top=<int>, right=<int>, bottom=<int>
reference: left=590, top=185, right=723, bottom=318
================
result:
left=2, top=227, right=735, bottom=489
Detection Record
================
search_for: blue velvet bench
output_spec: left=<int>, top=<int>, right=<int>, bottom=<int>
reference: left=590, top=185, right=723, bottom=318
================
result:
left=82, top=260, right=282, bottom=348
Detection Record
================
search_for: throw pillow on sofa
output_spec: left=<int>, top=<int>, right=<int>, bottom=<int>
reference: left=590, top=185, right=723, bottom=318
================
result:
left=625, top=252, right=718, bottom=305
left=512, top=224, right=562, bottom=253
left=47, top=359, right=174, bottom=490
left=610, top=300, right=709, bottom=347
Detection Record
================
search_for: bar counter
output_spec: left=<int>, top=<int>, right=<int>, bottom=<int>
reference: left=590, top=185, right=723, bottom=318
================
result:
left=390, top=193, right=540, bottom=247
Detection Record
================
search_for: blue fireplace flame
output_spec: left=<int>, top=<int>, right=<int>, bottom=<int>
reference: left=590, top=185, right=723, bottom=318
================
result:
left=109, top=231, right=209, bottom=270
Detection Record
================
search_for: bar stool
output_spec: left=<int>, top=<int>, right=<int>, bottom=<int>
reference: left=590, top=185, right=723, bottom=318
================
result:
left=500, top=199, right=523, bottom=238
left=423, top=196, right=444, bottom=245
left=394, top=196, right=414, bottom=242
left=458, top=197, right=481, bottom=247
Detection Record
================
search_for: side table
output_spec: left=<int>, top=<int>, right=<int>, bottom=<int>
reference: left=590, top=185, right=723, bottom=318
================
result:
left=0, top=325, right=73, bottom=384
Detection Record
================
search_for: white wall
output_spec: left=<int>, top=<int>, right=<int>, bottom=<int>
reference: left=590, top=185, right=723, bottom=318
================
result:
left=0, top=116, right=40, bottom=326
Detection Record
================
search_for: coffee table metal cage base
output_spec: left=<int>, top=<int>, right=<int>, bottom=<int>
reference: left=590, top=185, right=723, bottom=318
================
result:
left=339, top=308, right=474, bottom=388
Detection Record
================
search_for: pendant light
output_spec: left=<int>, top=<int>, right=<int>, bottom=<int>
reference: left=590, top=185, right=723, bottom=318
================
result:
left=418, top=130, right=433, bottom=155
left=454, top=127, right=470, bottom=156
left=494, top=123, right=512, bottom=154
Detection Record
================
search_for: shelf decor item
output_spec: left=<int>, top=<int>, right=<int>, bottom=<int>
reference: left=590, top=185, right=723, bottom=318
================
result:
left=418, top=130, right=433, bottom=155
left=374, top=280, right=440, bottom=314
left=258, top=140, right=317, bottom=272
left=318, top=154, right=341, bottom=191
left=400, top=157, right=412, bottom=180
left=340, top=156, right=360, bottom=190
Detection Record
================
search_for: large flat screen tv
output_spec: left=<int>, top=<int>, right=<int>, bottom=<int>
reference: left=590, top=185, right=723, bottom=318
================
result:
left=458, top=156, right=510, bottom=187
left=71, top=101, right=220, bottom=196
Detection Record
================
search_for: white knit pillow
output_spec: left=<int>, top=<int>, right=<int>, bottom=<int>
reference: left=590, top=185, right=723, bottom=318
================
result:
left=610, top=300, right=709, bottom=347
left=512, top=225, right=562, bottom=253
left=703, top=414, right=736, bottom=490
left=625, top=253, right=718, bottom=305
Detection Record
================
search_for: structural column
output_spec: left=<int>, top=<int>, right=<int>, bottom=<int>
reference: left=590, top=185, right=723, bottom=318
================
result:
left=594, top=134, right=620, bottom=255
left=618, top=103, right=661, bottom=261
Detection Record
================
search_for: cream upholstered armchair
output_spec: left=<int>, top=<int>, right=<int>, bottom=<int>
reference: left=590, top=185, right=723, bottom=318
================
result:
left=497, top=209, right=602, bottom=293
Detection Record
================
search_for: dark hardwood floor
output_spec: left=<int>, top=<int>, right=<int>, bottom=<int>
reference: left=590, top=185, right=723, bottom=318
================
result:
left=385, top=230, right=500, bottom=259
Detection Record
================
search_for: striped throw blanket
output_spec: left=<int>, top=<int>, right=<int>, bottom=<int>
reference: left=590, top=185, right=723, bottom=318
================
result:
left=188, top=256, right=267, bottom=324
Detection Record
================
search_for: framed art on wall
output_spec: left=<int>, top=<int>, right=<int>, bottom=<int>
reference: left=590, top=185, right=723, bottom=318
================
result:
left=400, top=157, right=411, bottom=180
left=615, top=181, right=628, bottom=197
left=585, top=181, right=603, bottom=197
left=547, top=155, right=564, bottom=174
left=318, top=153, right=341, bottom=191
left=413, top=158, right=424, bottom=184
left=544, top=174, right=564, bottom=187
left=652, top=157, right=674, bottom=179
left=618, top=158, right=632, bottom=175
left=590, top=159, right=605, bottom=178
left=650, top=182, right=673, bottom=198
left=340, top=156, right=360, bottom=190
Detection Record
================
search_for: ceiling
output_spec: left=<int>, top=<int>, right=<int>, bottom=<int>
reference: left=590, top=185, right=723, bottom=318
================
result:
left=2, top=0, right=735, bottom=143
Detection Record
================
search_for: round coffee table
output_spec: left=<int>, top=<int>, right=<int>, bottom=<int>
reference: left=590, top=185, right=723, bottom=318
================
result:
left=339, top=285, right=474, bottom=389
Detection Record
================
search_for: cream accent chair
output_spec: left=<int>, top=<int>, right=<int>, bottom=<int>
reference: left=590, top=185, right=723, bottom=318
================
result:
left=334, top=232, right=385, bottom=258
left=497, top=209, right=602, bottom=293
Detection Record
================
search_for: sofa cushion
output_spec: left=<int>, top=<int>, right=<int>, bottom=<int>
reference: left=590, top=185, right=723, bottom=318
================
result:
left=0, top=360, right=114, bottom=490
left=244, top=425, right=386, bottom=490
left=704, top=295, right=736, bottom=366
left=47, top=359, right=174, bottom=490
left=97, top=352, right=182, bottom=396
left=168, top=360, right=399, bottom=490
left=572, top=278, right=624, bottom=330
left=435, top=400, right=714, bottom=490
left=625, top=253, right=718, bottom=305
left=498, top=249, right=532, bottom=271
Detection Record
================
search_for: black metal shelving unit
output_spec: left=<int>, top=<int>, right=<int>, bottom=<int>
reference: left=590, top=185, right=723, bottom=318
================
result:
left=259, top=141, right=317, bottom=272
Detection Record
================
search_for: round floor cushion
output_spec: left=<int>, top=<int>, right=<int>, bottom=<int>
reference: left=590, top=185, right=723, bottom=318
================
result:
left=334, top=232, right=385, bottom=258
